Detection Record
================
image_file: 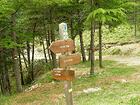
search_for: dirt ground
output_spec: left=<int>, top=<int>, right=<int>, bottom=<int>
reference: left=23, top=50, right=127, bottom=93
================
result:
left=103, top=55, right=140, bottom=66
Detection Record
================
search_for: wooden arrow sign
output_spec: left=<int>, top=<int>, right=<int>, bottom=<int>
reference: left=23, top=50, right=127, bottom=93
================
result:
left=59, top=54, right=81, bottom=68
left=52, top=68, right=75, bottom=81
left=49, top=39, right=75, bottom=54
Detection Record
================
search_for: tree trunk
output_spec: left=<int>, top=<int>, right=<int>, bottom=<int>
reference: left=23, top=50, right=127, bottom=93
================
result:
left=11, top=14, right=22, bottom=92
left=46, top=30, right=52, bottom=62
left=26, top=41, right=32, bottom=83
left=70, top=14, right=74, bottom=40
left=26, top=41, right=31, bottom=69
left=20, top=50, right=28, bottom=71
left=78, top=10, right=86, bottom=62
left=79, top=31, right=86, bottom=62
left=49, top=9, right=57, bottom=68
left=31, top=23, right=36, bottom=81
left=42, top=19, right=48, bottom=63
left=134, top=0, right=137, bottom=36
left=88, top=47, right=91, bottom=61
left=50, top=34, right=57, bottom=68
left=18, top=49, right=24, bottom=85
left=90, top=22, right=95, bottom=75
left=31, top=36, right=34, bottom=81
left=0, top=49, right=11, bottom=95
left=90, top=0, right=95, bottom=75
left=70, top=15, right=76, bottom=54
left=42, top=37, right=48, bottom=63
left=99, top=22, right=103, bottom=68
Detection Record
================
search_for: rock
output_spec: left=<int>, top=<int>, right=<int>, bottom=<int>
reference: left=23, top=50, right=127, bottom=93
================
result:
left=83, top=87, right=101, bottom=94
left=25, top=83, right=41, bottom=92
left=121, top=79, right=128, bottom=83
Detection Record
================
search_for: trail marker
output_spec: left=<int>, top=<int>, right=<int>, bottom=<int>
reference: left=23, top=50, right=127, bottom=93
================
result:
left=50, top=23, right=81, bottom=105
left=59, top=54, right=81, bottom=68
left=49, top=39, right=75, bottom=54
left=52, top=68, right=75, bottom=81
left=59, top=23, right=68, bottom=40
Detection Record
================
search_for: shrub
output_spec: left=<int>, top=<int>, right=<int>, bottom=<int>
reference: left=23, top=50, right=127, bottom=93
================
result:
left=109, top=48, right=122, bottom=55
left=33, top=60, right=53, bottom=78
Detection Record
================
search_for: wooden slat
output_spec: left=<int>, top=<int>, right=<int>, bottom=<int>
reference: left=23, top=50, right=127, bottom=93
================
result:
left=52, top=69, right=75, bottom=81
left=59, top=54, right=81, bottom=68
left=49, top=39, right=75, bottom=54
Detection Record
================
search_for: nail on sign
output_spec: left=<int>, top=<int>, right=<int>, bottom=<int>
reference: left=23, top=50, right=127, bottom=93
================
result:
left=52, top=68, right=75, bottom=81
left=49, top=39, right=75, bottom=54
left=59, top=54, right=81, bottom=68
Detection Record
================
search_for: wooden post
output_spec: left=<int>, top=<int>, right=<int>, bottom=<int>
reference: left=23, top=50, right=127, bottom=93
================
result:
left=64, top=80, right=73, bottom=105
left=63, top=50, right=73, bottom=105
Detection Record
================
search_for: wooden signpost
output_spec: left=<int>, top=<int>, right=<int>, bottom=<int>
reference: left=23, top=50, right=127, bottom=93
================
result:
left=52, top=68, right=75, bottom=81
left=49, top=39, right=75, bottom=54
left=59, top=54, right=81, bottom=68
left=50, top=42, right=78, bottom=105
left=49, top=23, right=80, bottom=105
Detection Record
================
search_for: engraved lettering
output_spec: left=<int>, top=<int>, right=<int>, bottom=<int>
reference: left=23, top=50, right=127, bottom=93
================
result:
left=60, top=45, right=70, bottom=49
left=55, top=74, right=61, bottom=76
left=54, top=71, right=61, bottom=73
left=64, top=59, right=73, bottom=63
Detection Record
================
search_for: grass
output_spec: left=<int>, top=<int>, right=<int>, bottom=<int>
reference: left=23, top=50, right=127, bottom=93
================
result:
left=74, top=81, right=140, bottom=105
left=0, top=60, right=140, bottom=105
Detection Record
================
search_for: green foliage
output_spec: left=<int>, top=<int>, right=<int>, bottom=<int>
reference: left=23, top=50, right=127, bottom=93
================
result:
left=23, top=60, right=53, bottom=88
left=85, top=0, right=136, bottom=28
left=102, top=25, right=135, bottom=43
left=0, top=36, right=24, bottom=48
left=0, top=95, right=11, bottom=105
left=76, top=24, right=135, bottom=50
left=0, top=0, right=15, bottom=18
left=86, top=8, right=125, bottom=24
left=35, top=72, right=53, bottom=83
left=129, top=97, right=140, bottom=105
left=33, top=60, right=53, bottom=78
left=109, top=48, right=122, bottom=55
left=121, top=2, right=138, bottom=11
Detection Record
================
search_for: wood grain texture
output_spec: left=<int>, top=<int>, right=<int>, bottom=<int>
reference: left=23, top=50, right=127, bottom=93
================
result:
left=52, top=69, right=75, bottom=81
left=59, top=54, right=81, bottom=68
left=49, top=39, right=75, bottom=54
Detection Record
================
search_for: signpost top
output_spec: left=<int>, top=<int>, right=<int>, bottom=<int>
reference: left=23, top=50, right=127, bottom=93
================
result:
left=49, top=39, right=75, bottom=54
left=59, top=23, right=68, bottom=40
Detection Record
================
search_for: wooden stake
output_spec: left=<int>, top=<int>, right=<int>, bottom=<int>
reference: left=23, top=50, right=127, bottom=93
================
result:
left=64, top=81, right=73, bottom=105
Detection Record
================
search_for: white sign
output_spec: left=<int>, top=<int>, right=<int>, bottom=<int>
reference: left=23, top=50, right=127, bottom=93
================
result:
left=59, top=23, right=68, bottom=40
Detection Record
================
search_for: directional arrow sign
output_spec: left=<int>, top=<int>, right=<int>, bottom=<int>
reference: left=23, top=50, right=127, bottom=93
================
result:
left=52, top=68, right=75, bottom=81
left=49, top=39, right=75, bottom=54
left=59, top=54, right=81, bottom=68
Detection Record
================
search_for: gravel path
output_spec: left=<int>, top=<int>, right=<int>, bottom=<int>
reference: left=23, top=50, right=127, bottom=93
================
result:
left=103, top=55, right=140, bottom=66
